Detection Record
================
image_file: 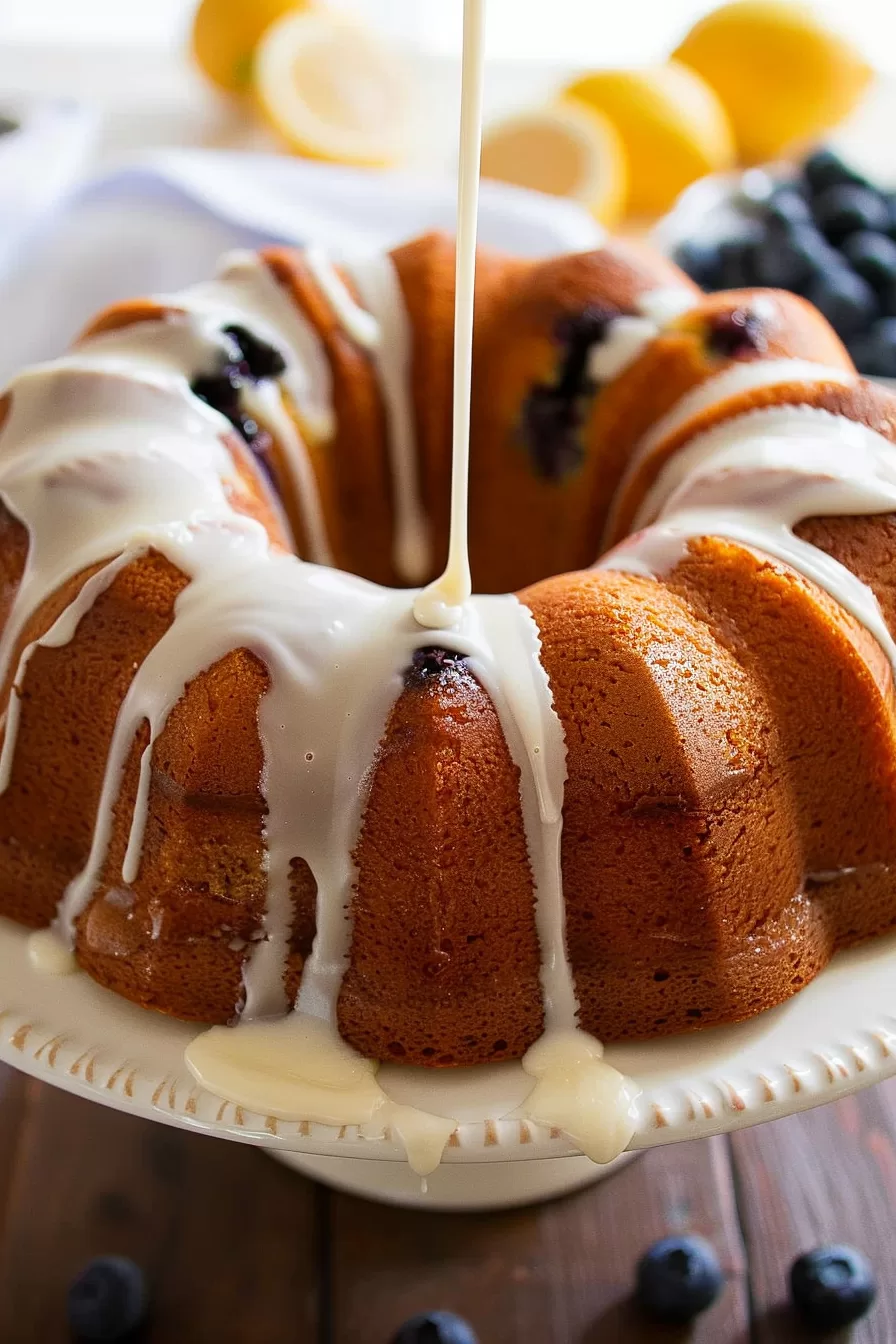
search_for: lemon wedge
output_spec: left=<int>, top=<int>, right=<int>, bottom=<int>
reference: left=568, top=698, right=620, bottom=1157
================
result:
left=480, top=102, right=628, bottom=226
left=674, top=1, right=873, bottom=164
left=253, top=10, right=414, bottom=168
left=564, top=63, right=736, bottom=217
left=191, top=0, right=309, bottom=96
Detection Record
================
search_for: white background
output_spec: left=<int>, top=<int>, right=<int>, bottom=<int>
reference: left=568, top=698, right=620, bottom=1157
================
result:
left=0, top=0, right=891, bottom=68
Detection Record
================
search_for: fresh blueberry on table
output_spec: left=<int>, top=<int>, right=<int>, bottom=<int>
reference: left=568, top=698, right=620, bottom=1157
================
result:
left=635, top=1234, right=724, bottom=1323
left=789, top=1244, right=877, bottom=1330
left=67, top=1256, right=148, bottom=1342
left=392, top=1310, right=479, bottom=1344
left=848, top=318, right=896, bottom=378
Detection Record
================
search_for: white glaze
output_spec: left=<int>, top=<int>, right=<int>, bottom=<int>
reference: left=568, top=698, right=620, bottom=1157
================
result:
left=520, top=1028, right=638, bottom=1165
left=587, top=316, right=658, bottom=383
left=185, top=1015, right=457, bottom=1176
left=586, top=285, right=698, bottom=385
left=629, top=357, right=856, bottom=478
left=603, top=405, right=896, bottom=671
left=27, top=928, right=77, bottom=976
left=340, top=253, right=432, bottom=584
left=302, top=246, right=380, bottom=350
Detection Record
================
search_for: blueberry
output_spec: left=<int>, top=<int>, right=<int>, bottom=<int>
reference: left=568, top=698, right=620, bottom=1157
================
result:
left=812, top=184, right=891, bottom=246
left=68, top=1256, right=148, bottom=1342
left=519, top=385, right=583, bottom=481
left=752, top=223, right=834, bottom=291
left=840, top=229, right=896, bottom=294
left=672, top=239, right=722, bottom=289
left=883, top=191, right=896, bottom=238
left=789, top=1245, right=877, bottom=1329
left=405, top=647, right=467, bottom=687
left=391, top=1310, right=478, bottom=1344
left=802, top=147, right=871, bottom=196
left=707, top=308, right=767, bottom=358
left=190, top=367, right=244, bottom=416
left=764, top=185, right=813, bottom=230
left=635, top=1235, right=723, bottom=1323
left=222, top=324, right=286, bottom=380
left=717, top=234, right=761, bottom=289
left=803, top=265, right=879, bottom=339
left=848, top=317, right=896, bottom=377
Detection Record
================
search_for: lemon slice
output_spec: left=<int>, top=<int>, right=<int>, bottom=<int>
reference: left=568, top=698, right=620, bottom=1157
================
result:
left=191, top=0, right=309, bottom=96
left=564, top=63, right=735, bottom=217
left=253, top=11, right=414, bottom=168
left=480, top=102, right=628, bottom=226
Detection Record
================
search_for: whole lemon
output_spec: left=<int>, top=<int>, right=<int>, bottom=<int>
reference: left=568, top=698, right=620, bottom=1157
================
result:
left=674, top=2, right=873, bottom=164
left=563, top=63, right=736, bottom=217
left=191, top=0, right=312, bottom=96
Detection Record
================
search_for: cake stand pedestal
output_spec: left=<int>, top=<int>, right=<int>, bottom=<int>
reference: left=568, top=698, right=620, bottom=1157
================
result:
left=2, top=916, right=896, bottom=1210
left=272, top=1149, right=636, bottom=1211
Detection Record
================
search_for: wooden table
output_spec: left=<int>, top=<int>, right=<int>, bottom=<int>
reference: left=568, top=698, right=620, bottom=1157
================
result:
left=0, top=1065, right=894, bottom=1342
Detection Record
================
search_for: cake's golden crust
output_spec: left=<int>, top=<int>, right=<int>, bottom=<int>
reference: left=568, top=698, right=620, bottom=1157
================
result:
left=468, top=246, right=702, bottom=592
left=522, top=567, right=809, bottom=1038
left=339, top=662, right=543, bottom=1066
left=608, top=373, right=893, bottom=543
left=5, top=240, right=896, bottom=1063
left=263, top=248, right=401, bottom=584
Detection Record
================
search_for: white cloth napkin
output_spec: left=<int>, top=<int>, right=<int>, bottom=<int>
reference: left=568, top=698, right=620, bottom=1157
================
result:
left=0, top=142, right=603, bottom=384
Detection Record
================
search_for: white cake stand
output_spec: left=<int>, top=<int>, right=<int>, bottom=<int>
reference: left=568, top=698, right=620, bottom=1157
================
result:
left=2, top=915, right=895, bottom=1210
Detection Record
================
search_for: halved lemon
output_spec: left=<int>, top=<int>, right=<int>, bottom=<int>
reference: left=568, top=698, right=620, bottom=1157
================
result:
left=253, top=11, right=415, bottom=168
left=190, top=0, right=309, bottom=96
left=480, top=102, right=628, bottom=226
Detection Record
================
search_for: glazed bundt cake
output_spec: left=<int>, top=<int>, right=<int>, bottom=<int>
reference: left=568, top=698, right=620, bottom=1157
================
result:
left=4, top=231, right=896, bottom=1092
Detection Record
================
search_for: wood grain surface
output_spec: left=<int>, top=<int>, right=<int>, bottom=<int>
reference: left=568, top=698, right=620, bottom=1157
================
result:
left=0, top=1063, right=893, bottom=1342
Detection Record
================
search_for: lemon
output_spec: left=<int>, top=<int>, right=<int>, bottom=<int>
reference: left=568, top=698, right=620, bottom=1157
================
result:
left=191, top=0, right=309, bottom=96
left=564, top=64, right=736, bottom=217
left=253, top=10, right=414, bottom=167
left=480, top=102, right=628, bottom=225
left=674, top=2, right=873, bottom=164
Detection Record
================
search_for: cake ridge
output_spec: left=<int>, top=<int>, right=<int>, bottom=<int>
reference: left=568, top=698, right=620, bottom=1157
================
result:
left=603, top=403, right=896, bottom=677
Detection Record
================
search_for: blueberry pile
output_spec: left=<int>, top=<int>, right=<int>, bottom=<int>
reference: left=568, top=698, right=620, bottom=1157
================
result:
left=674, top=147, right=896, bottom=378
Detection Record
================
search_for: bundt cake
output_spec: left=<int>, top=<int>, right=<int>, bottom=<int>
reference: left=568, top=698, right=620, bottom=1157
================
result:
left=4, top=228, right=896, bottom=1160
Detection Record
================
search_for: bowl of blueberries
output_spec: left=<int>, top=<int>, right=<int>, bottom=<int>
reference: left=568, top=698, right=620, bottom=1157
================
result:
left=657, top=146, right=896, bottom=381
